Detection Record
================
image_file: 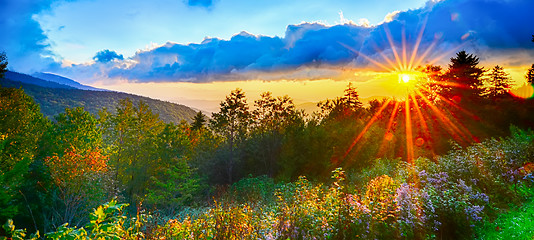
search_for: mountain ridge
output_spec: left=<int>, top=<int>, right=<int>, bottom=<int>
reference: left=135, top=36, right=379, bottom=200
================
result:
left=32, top=72, right=106, bottom=91
left=2, top=72, right=198, bottom=124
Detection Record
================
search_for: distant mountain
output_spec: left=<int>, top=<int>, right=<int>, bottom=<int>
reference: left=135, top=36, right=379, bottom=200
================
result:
left=5, top=71, right=75, bottom=89
left=32, top=72, right=106, bottom=91
left=360, top=96, right=390, bottom=104
left=296, top=102, right=319, bottom=115
left=1, top=74, right=198, bottom=124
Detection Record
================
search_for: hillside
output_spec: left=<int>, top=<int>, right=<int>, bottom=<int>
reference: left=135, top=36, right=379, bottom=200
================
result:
left=32, top=72, right=106, bottom=91
left=4, top=71, right=76, bottom=89
left=0, top=77, right=198, bottom=124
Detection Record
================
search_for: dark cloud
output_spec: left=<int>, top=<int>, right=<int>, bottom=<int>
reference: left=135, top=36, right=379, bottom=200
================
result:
left=187, top=0, right=214, bottom=8
left=0, top=0, right=61, bottom=73
left=93, top=49, right=124, bottom=63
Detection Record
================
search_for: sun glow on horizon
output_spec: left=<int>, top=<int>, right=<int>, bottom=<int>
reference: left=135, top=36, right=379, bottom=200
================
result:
left=338, top=18, right=479, bottom=164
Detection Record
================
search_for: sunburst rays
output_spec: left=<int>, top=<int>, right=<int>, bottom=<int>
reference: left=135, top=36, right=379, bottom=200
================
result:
left=339, top=19, right=479, bottom=163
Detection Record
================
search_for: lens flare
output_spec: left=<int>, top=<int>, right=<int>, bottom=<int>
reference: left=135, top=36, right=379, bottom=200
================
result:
left=338, top=17, right=477, bottom=163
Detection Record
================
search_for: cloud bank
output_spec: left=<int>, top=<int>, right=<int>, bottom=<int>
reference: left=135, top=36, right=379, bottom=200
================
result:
left=3, top=0, right=534, bottom=83
left=90, top=0, right=534, bottom=83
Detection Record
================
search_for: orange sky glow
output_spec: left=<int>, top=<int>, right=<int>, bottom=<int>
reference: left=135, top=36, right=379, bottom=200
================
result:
left=92, top=64, right=532, bottom=113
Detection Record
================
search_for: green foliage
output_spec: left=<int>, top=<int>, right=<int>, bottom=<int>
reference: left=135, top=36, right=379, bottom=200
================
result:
left=224, top=175, right=276, bottom=204
left=0, top=159, right=31, bottom=224
left=209, top=88, right=251, bottom=143
left=0, top=200, right=147, bottom=240
left=43, top=199, right=146, bottom=240
left=475, top=187, right=534, bottom=240
left=1, top=219, right=39, bottom=240
left=40, top=107, right=103, bottom=159
left=3, top=50, right=534, bottom=239
left=350, top=158, right=403, bottom=191
left=145, top=157, right=201, bottom=211
left=209, top=88, right=251, bottom=183
left=0, top=87, right=47, bottom=171
left=105, top=99, right=167, bottom=204
left=0, top=77, right=197, bottom=124
left=150, top=132, right=534, bottom=239
left=0, top=87, right=47, bottom=223
left=4, top=131, right=534, bottom=239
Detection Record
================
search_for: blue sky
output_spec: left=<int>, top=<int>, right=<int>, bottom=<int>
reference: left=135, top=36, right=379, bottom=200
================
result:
left=34, top=0, right=429, bottom=63
left=1, top=0, right=534, bottom=111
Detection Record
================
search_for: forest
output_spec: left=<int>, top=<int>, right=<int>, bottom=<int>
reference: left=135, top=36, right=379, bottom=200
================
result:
left=0, top=73, right=197, bottom=124
left=1, top=49, right=534, bottom=239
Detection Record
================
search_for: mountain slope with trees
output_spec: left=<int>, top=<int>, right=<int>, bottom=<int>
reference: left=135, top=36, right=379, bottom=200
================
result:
left=32, top=72, right=106, bottom=91
left=0, top=76, right=197, bottom=124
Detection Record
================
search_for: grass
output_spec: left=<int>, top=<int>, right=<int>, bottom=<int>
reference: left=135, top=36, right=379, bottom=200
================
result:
left=475, top=192, right=534, bottom=240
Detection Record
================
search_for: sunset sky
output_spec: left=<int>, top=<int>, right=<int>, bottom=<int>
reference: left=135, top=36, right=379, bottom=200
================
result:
left=2, top=0, right=534, bottom=112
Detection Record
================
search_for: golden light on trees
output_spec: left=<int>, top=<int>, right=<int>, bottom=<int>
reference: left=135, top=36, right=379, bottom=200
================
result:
left=339, top=21, right=476, bottom=163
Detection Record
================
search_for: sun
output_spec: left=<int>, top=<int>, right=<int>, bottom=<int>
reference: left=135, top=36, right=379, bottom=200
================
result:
left=340, top=21, right=475, bottom=163
left=398, top=73, right=412, bottom=83
left=401, top=74, right=411, bottom=83
left=396, top=71, right=426, bottom=91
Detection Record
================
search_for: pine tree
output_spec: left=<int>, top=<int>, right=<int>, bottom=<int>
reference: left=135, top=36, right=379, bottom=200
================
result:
left=486, top=65, right=512, bottom=99
left=443, top=51, right=485, bottom=101
left=342, top=82, right=363, bottom=110
left=191, top=111, right=207, bottom=131
left=526, top=64, right=534, bottom=85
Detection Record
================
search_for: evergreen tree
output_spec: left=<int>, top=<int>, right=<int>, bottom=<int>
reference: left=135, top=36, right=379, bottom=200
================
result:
left=191, top=111, right=207, bottom=131
left=486, top=65, right=512, bottom=99
left=318, top=83, right=363, bottom=120
left=342, top=82, right=363, bottom=110
left=526, top=64, right=534, bottom=85
left=443, top=51, right=485, bottom=101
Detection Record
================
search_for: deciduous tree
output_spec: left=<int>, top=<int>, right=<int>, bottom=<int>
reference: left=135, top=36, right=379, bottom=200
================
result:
left=39, top=107, right=102, bottom=159
left=209, top=88, right=251, bottom=183
left=0, top=87, right=47, bottom=225
left=44, top=147, right=109, bottom=227
left=248, top=92, right=300, bottom=176
left=104, top=99, right=165, bottom=205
